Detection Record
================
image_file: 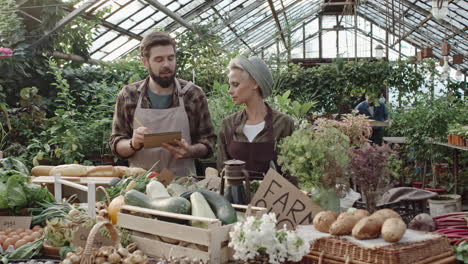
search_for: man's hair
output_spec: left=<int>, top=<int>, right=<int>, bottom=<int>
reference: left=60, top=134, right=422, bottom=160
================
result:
left=140, top=32, right=176, bottom=58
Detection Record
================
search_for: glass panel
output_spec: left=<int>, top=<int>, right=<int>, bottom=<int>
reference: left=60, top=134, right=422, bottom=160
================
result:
left=91, top=31, right=118, bottom=51
left=322, top=30, right=337, bottom=58
left=322, top=15, right=337, bottom=29
left=356, top=32, right=371, bottom=57
left=305, top=37, right=319, bottom=58
left=102, top=39, right=141, bottom=61
left=338, top=30, right=355, bottom=58
left=107, top=1, right=146, bottom=24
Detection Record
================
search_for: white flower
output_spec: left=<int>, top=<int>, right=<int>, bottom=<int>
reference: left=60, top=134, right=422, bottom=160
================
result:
left=229, top=213, right=311, bottom=263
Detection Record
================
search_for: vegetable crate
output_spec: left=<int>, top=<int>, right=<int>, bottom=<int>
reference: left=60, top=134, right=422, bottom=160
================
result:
left=117, top=204, right=266, bottom=263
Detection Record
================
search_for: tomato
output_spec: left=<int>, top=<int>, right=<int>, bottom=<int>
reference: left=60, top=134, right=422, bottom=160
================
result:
left=147, top=172, right=159, bottom=178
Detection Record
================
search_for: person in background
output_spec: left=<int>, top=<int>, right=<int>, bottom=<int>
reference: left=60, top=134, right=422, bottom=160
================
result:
left=109, top=32, right=215, bottom=176
left=355, top=94, right=390, bottom=145
left=217, top=55, right=296, bottom=184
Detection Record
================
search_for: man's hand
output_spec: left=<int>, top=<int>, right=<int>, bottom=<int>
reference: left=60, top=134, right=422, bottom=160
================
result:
left=162, top=139, right=193, bottom=159
left=132, top=126, right=150, bottom=149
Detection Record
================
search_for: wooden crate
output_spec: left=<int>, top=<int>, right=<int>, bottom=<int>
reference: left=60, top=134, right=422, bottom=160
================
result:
left=118, top=204, right=266, bottom=263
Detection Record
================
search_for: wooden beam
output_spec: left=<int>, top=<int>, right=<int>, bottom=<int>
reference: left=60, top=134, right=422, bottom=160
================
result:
left=31, top=0, right=100, bottom=47
left=50, top=51, right=104, bottom=65
left=429, top=26, right=468, bottom=48
left=145, top=0, right=194, bottom=31
left=399, top=0, right=466, bottom=39
left=267, top=0, right=288, bottom=50
left=224, top=0, right=304, bottom=48
left=391, top=0, right=454, bottom=48
left=166, top=0, right=223, bottom=32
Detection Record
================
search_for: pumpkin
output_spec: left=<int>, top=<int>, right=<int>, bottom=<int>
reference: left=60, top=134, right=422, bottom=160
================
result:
left=108, top=195, right=126, bottom=224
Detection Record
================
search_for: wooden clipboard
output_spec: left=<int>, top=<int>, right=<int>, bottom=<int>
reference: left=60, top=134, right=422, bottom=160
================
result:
left=143, top=131, right=181, bottom=148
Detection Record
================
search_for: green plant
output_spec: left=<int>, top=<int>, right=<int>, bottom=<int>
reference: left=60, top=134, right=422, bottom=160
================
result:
left=278, top=124, right=350, bottom=190
left=269, top=90, right=315, bottom=121
left=454, top=241, right=468, bottom=263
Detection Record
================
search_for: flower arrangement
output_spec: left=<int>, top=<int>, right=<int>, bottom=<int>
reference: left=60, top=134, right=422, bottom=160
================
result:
left=229, top=213, right=310, bottom=264
left=347, top=144, right=401, bottom=212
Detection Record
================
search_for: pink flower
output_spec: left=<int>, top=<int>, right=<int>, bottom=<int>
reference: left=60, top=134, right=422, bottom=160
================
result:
left=0, top=47, right=13, bottom=58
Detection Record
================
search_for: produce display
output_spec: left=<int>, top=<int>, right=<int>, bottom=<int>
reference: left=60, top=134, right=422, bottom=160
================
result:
left=434, top=212, right=468, bottom=246
left=61, top=243, right=147, bottom=264
left=0, top=226, right=43, bottom=251
left=313, top=208, right=408, bottom=243
left=31, top=165, right=146, bottom=178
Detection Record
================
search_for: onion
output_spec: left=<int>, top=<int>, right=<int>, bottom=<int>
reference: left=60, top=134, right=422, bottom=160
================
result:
left=108, top=252, right=122, bottom=263
left=94, top=257, right=106, bottom=264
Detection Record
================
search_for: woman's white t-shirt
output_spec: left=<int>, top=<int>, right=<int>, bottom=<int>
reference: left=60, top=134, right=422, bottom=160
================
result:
left=243, top=121, right=265, bottom=142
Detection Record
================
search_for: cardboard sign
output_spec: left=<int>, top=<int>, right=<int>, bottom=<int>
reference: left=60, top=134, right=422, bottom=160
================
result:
left=144, top=132, right=181, bottom=148
left=0, top=216, right=32, bottom=229
left=71, top=225, right=114, bottom=248
left=250, top=169, right=322, bottom=230
left=157, top=168, right=176, bottom=187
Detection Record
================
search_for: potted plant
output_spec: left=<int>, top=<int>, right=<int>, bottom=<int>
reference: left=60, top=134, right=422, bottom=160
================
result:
left=278, top=122, right=351, bottom=211
left=347, top=144, right=401, bottom=213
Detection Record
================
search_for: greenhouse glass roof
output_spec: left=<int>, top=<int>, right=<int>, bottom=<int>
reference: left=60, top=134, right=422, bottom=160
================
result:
left=66, top=0, right=466, bottom=70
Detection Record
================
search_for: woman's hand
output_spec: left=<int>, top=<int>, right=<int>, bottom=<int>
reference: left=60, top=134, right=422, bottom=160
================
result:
left=162, top=139, right=193, bottom=159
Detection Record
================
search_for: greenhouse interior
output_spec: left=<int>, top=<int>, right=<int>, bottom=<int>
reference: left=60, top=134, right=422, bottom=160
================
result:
left=0, top=0, right=467, bottom=263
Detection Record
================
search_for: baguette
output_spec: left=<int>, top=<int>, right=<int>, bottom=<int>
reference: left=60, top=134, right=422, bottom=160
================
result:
left=49, top=164, right=87, bottom=177
left=87, top=165, right=119, bottom=177
left=31, top=165, right=55, bottom=176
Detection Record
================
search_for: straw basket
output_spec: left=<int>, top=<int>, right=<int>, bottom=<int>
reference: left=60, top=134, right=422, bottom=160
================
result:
left=80, top=221, right=120, bottom=264
left=301, top=235, right=455, bottom=264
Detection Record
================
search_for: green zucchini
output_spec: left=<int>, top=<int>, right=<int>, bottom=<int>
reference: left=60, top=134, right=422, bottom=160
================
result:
left=190, top=192, right=217, bottom=228
left=181, top=190, right=237, bottom=225
left=167, top=183, right=188, bottom=197
left=124, top=190, right=191, bottom=215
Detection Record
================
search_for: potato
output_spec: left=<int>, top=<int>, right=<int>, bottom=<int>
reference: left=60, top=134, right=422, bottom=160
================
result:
left=352, top=217, right=381, bottom=240
left=351, top=209, right=370, bottom=219
left=371, top=209, right=401, bottom=221
left=329, top=213, right=360, bottom=236
left=313, top=211, right=339, bottom=233
left=382, top=218, right=406, bottom=242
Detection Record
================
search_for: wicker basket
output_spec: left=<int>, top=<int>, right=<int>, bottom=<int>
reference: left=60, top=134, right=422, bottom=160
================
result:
left=80, top=221, right=120, bottom=264
left=353, top=199, right=428, bottom=224
left=303, top=235, right=454, bottom=264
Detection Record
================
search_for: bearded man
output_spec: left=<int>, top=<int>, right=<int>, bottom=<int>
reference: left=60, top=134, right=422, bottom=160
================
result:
left=110, top=32, right=215, bottom=176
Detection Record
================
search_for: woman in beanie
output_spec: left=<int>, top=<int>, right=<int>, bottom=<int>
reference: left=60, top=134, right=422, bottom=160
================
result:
left=217, top=56, right=296, bottom=185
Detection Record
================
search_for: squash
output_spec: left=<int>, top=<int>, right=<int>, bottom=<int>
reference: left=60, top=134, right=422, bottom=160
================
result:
left=181, top=190, right=237, bottom=225
left=190, top=192, right=217, bottom=228
left=146, top=180, right=170, bottom=199
left=108, top=195, right=126, bottom=225
left=167, top=183, right=187, bottom=197
left=124, top=190, right=191, bottom=215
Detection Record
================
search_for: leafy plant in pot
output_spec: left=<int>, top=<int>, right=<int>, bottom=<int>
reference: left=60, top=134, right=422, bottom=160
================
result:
left=277, top=123, right=351, bottom=211
left=347, top=144, right=401, bottom=213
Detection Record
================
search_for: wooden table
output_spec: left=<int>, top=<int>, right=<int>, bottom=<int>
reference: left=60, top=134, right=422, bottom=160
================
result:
left=384, top=137, right=467, bottom=194
left=432, top=142, right=468, bottom=195
left=32, top=176, right=118, bottom=202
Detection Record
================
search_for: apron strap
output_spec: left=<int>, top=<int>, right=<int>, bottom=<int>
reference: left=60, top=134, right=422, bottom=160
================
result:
left=176, top=79, right=194, bottom=106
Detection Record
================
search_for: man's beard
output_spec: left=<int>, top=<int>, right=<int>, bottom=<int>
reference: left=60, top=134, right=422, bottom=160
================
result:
left=149, top=66, right=176, bottom=88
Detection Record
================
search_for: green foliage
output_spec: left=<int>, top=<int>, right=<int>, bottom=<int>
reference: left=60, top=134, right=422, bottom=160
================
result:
left=268, top=90, right=315, bottom=121
left=278, top=125, right=350, bottom=190
left=454, top=241, right=468, bottom=263
left=389, top=93, right=467, bottom=186
left=175, top=24, right=232, bottom=92
left=207, top=81, right=240, bottom=136
left=0, top=0, right=26, bottom=46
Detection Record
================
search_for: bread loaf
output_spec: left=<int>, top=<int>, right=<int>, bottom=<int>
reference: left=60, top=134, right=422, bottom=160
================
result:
left=313, top=211, right=339, bottom=233
left=114, top=166, right=129, bottom=178
left=49, top=164, right=87, bottom=177
left=126, top=167, right=147, bottom=177
left=87, top=165, right=119, bottom=177
left=352, top=217, right=382, bottom=240
left=31, top=165, right=55, bottom=176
